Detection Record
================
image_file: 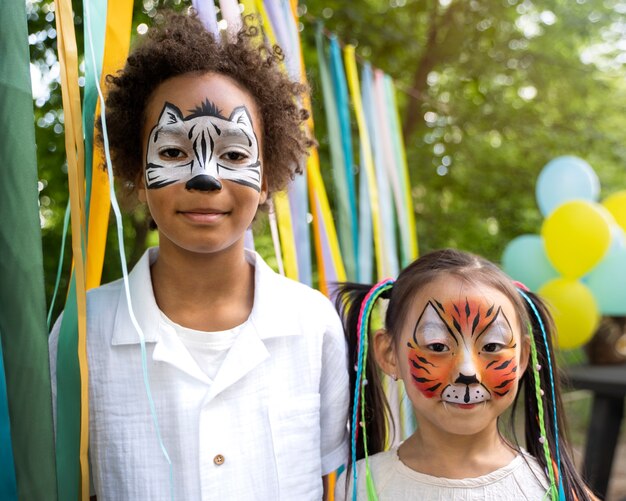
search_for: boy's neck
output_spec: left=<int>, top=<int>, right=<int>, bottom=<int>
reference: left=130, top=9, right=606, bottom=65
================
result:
left=398, top=420, right=517, bottom=479
left=149, top=239, right=255, bottom=332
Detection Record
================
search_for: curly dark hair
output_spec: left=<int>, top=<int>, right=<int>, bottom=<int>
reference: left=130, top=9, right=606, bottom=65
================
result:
left=100, top=10, right=313, bottom=199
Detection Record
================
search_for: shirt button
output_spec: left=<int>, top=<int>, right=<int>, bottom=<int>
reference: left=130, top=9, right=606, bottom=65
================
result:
left=213, top=454, right=225, bottom=466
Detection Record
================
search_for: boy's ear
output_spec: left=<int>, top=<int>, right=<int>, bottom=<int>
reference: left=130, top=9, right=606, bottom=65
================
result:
left=136, top=171, right=147, bottom=203
left=258, top=174, right=268, bottom=206
left=373, top=329, right=399, bottom=379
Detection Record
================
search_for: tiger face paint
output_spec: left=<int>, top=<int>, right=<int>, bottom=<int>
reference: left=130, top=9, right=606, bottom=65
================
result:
left=407, top=295, right=520, bottom=406
left=145, top=100, right=261, bottom=192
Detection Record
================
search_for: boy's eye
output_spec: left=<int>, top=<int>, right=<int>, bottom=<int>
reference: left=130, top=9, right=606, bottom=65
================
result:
left=482, top=343, right=503, bottom=353
left=427, top=343, right=449, bottom=353
left=160, top=148, right=185, bottom=159
left=222, top=151, right=247, bottom=162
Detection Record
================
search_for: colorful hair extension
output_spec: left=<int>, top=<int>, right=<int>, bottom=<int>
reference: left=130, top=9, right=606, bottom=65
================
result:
left=351, top=278, right=394, bottom=501
left=518, top=289, right=565, bottom=501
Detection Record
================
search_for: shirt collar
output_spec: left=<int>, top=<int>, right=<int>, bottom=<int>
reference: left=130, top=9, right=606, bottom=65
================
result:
left=111, top=247, right=299, bottom=346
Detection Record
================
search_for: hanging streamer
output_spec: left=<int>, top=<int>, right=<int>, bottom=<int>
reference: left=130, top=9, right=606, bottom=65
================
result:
left=361, top=63, right=399, bottom=279
left=329, top=36, right=358, bottom=279
left=344, top=46, right=385, bottom=280
left=0, top=337, right=17, bottom=501
left=54, top=0, right=90, bottom=497
left=86, top=0, right=133, bottom=290
left=384, top=75, right=418, bottom=265
left=316, top=28, right=357, bottom=282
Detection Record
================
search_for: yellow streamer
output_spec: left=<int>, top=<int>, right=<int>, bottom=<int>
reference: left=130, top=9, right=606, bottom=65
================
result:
left=54, top=0, right=89, bottom=497
left=86, top=0, right=133, bottom=290
left=343, top=46, right=385, bottom=279
left=288, top=3, right=346, bottom=296
left=253, top=0, right=300, bottom=280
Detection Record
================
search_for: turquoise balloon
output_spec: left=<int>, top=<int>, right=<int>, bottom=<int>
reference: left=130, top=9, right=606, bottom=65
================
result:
left=586, top=248, right=626, bottom=315
left=502, top=235, right=559, bottom=292
left=535, top=156, right=600, bottom=217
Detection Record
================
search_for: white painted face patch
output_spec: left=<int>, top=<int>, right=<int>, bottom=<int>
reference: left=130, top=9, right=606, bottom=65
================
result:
left=145, top=100, right=262, bottom=192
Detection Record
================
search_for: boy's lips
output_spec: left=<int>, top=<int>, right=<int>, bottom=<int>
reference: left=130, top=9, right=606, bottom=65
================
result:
left=178, top=208, right=229, bottom=223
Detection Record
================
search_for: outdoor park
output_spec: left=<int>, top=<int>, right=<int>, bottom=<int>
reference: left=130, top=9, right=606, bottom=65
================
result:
left=1, top=0, right=626, bottom=499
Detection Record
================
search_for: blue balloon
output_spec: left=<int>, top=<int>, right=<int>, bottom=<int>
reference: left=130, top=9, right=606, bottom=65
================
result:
left=535, top=156, right=600, bottom=217
left=586, top=248, right=626, bottom=315
left=501, top=235, right=559, bottom=292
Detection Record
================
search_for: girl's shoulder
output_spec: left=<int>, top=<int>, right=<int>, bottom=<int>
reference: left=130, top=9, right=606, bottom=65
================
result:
left=340, top=447, right=550, bottom=500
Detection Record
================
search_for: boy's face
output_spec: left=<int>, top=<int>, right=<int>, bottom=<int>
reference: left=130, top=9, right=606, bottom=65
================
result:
left=139, top=72, right=267, bottom=255
left=381, top=275, right=529, bottom=438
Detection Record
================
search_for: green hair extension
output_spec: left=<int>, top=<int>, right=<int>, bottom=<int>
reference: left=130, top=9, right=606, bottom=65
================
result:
left=527, top=321, right=558, bottom=500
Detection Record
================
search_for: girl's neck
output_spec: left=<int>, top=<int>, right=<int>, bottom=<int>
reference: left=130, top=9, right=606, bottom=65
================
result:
left=398, top=421, right=517, bottom=479
left=150, top=238, right=255, bottom=331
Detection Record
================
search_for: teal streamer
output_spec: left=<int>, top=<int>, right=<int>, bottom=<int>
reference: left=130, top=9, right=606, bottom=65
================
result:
left=47, top=200, right=71, bottom=329
left=329, top=37, right=359, bottom=272
left=81, top=0, right=107, bottom=220
left=316, top=25, right=356, bottom=280
left=0, top=336, right=18, bottom=501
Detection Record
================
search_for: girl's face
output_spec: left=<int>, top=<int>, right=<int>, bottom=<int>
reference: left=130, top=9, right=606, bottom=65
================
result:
left=138, top=72, right=267, bottom=256
left=376, top=274, right=529, bottom=437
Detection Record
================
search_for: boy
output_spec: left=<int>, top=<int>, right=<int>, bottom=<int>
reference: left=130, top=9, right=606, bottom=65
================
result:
left=50, top=12, right=348, bottom=500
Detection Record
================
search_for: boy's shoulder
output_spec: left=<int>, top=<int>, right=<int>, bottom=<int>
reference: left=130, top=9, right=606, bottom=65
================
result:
left=252, top=251, right=336, bottom=315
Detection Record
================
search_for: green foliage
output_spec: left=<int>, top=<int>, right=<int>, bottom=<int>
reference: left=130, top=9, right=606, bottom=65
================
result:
left=28, top=0, right=626, bottom=316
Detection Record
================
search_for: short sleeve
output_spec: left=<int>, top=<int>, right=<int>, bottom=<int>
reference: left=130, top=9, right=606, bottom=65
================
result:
left=319, top=299, right=349, bottom=475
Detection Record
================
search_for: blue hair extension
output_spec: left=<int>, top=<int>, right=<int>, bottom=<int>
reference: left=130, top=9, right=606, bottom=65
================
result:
left=517, top=289, right=565, bottom=501
left=351, top=279, right=394, bottom=501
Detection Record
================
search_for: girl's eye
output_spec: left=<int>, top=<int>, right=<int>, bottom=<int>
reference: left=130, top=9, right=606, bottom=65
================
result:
left=427, top=343, right=449, bottom=353
left=482, top=343, right=503, bottom=353
left=222, top=151, right=247, bottom=162
left=160, top=148, right=185, bottom=159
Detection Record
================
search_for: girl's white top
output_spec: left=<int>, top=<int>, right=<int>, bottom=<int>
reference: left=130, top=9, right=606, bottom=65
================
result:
left=336, top=446, right=550, bottom=500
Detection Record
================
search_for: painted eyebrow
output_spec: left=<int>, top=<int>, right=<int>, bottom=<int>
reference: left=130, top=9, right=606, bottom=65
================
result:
left=474, top=307, right=514, bottom=343
left=412, top=301, right=459, bottom=347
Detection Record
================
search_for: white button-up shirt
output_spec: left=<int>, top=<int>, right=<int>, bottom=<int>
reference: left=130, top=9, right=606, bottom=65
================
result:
left=50, top=248, right=349, bottom=500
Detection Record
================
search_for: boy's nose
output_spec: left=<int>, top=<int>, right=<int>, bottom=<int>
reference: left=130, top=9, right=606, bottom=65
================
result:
left=185, top=175, right=222, bottom=191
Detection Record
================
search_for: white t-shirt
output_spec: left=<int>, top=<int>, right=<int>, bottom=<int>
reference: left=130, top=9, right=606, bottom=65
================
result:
left=50, top=248, right=349, bottom=501
left=335, top=447, right=550, bottom=500
left=160, top=313, right=241, bottom=381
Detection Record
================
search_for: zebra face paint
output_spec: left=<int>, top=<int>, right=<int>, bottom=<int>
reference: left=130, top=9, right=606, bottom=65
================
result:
left=407, top=295, right=520, bottom=406
left=145, top=100, right=262, bottom=192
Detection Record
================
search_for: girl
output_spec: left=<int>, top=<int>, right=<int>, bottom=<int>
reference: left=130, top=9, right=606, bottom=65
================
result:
left=50, top=11, right=348, bottom=500
left=335, top=248, right=595, bottom=500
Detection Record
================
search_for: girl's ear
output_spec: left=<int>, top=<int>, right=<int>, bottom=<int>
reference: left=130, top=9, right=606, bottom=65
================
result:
left=373, top=328, right=400, bottom=379
left=519, top=332, right=531, bottom=375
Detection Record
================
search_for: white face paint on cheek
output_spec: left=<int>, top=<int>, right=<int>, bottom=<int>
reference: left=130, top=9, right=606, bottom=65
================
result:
left=145, top=100, right=262, bottom=192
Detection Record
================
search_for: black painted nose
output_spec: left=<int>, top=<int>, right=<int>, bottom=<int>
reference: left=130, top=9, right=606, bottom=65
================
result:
left=185, top=175, right=222, bottom=191
left=455, top=373, right=479, bottom=385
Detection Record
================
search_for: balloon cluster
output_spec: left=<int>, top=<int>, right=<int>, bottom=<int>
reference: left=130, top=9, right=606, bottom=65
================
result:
left=502, top=156, right=626, bottom=350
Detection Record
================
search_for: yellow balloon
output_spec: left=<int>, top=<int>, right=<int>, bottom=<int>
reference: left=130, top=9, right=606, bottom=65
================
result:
left=602, top=191, right=626, bottom=233
left=541, top=200, right=612, bottom=278
left=538, top=278, right=599, bottom=350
